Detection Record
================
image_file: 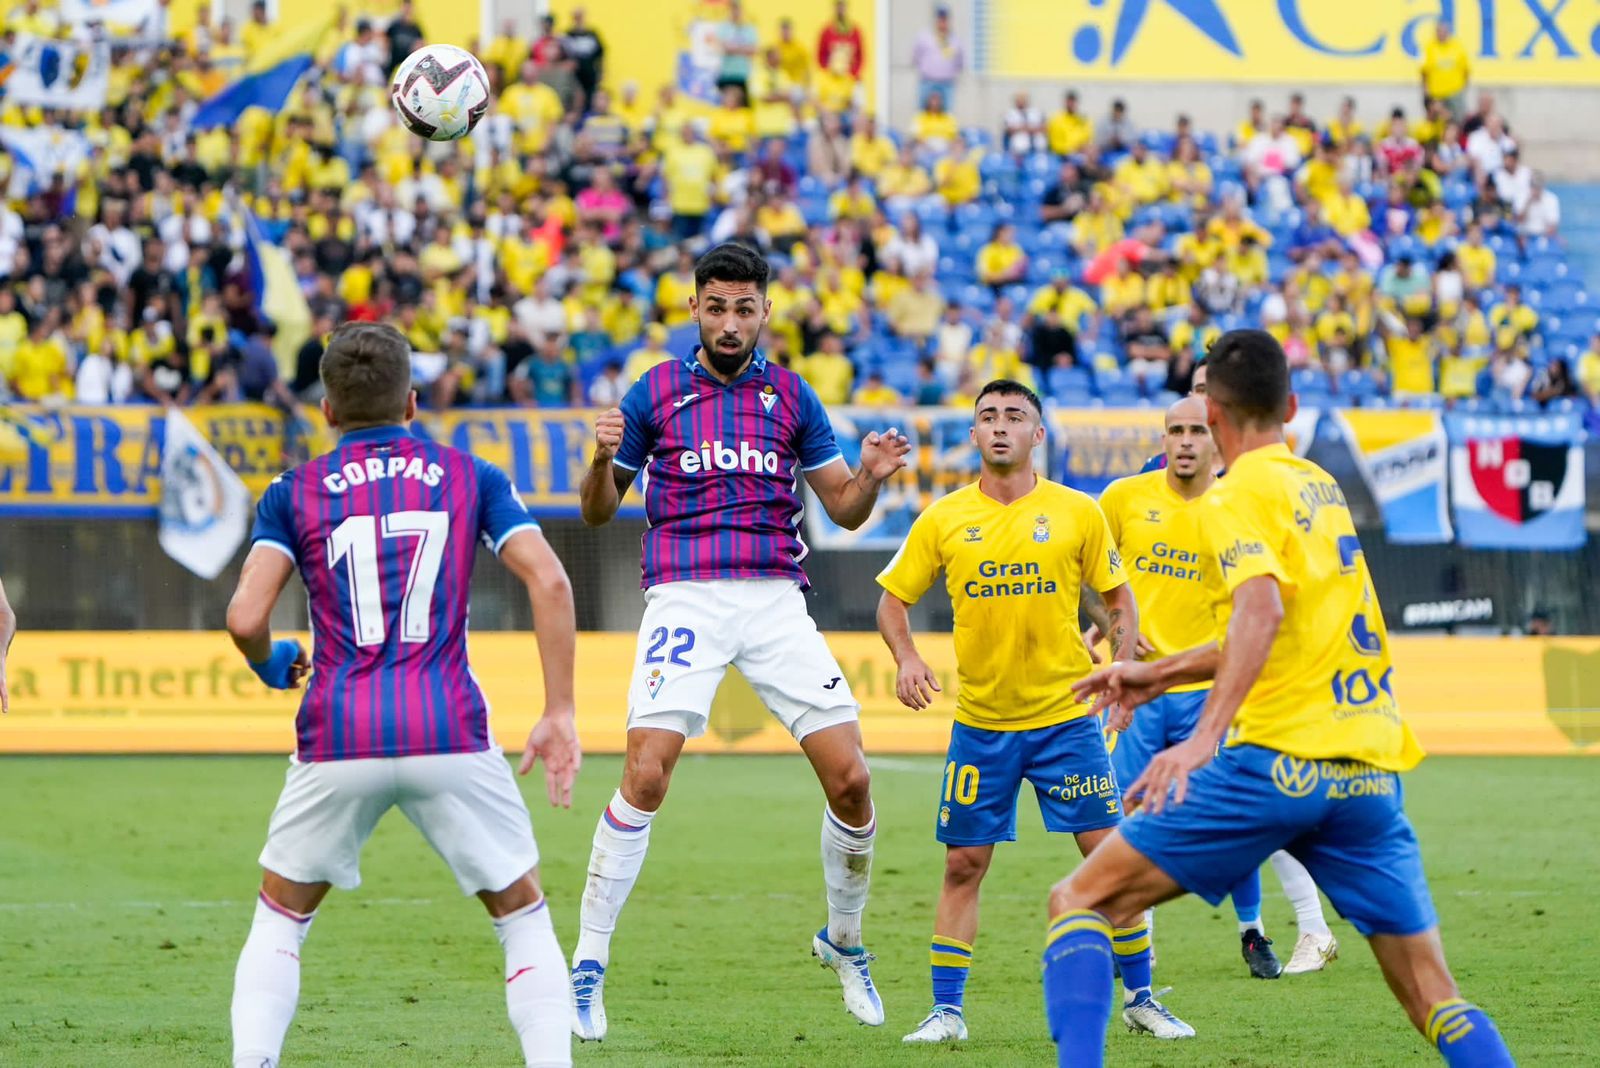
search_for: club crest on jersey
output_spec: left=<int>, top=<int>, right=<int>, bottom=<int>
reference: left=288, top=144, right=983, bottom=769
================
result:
left=1033, top=515, right=1050, bottom=543
left=964, top=525, right=983, bottom=543
left=759, top=385, right=778, bottom=415
left=939, top=804, right=951, bottom=827
left=645, top=668, right=665, bottom=699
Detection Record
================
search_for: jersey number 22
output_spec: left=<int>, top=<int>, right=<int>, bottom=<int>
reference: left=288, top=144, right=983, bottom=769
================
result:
left=327, top=511, right=448, bottom=647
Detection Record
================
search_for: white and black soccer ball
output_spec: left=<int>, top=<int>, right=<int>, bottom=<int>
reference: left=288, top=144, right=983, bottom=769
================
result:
left=390, top=43, right=491, bottom=142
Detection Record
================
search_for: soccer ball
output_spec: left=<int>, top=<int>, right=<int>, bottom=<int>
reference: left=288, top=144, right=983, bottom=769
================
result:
left=390, top=43, right=491, bottom=142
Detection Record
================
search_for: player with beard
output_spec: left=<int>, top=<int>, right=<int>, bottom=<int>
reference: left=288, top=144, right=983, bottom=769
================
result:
left=569, top=243, right=911, bottom=1040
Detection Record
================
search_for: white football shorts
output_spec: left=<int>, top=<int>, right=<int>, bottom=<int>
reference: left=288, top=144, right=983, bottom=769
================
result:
left=625, top=578, right=859, bottom=741
left=257, top=747, right=538, bottom=894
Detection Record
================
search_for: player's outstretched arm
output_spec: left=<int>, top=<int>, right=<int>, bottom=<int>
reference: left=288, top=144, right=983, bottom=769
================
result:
left=498, top=528, right=582, bottom=807
left=1071, top=641, right=1220, bottom=718
left=226, top=547, right=309, bottom=691
left=0, top=577, right=14, bottom=713
left=877, top=590, right=942, bottom=710
left=579, top=407, right=632, bottom=527
left=805, top=427, right=912, bottom=530
left=1125, top=576, right=1282, bottom=814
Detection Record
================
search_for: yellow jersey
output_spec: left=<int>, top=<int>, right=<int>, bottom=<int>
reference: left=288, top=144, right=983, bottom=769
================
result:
left=1098, top=471, right=1218, bottom=692
left=877, top=479, right=1126, bottom=732
left=1199, top=445, right=1422, bottom=770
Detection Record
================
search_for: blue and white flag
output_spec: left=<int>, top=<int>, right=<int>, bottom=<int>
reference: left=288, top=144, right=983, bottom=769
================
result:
left=1448, top=412, right=1587, bottom=550
left=4, top=36, right=110, bottom=110
left=158, top=409, right=252, bottom=580
left=0, top=125, right=90, bottom=198
left=190, top=15, right=329, bottom=130
left=1335, top=409, right=1453, bottom=544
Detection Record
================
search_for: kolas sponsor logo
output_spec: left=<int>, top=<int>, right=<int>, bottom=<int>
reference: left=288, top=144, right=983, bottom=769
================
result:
left=1467, top=438, right=1573, bottom=524
left=1218, top=538, right=1264, bottom=575
left=678, top=439, right=782, bottom=475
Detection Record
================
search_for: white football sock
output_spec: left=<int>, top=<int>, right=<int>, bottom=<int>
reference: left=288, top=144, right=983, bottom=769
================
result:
left=231, top=893, right=314, bottom=1068
left=494, top=898, right=572, bottom=1068
left=573, top=790, right=656, bottom=969
left=1270, top=850, right=1332, bottom=937
left=821, top=805, right=875, bottom=949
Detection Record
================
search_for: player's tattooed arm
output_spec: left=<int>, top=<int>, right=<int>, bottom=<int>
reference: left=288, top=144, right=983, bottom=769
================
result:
left=580, top=407, right=629, bottom=526
left=1081, top=584, right=1154, bottom=662
left=1100, top=582, right=1139, bottom=664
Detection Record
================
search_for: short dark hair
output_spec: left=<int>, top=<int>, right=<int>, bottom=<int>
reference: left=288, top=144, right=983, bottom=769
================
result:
left=975, top=378, right=1043, bottom=417
left=320, top=322, right=412, bottom=426
left=694, top=242, right=770, bottom=293
left=1205, top=329, right=1289, bottom=426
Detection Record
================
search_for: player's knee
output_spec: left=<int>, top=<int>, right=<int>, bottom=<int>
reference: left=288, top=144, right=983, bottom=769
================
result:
left=1046, top=877, right=1083, bottom=919
left=942, top=847, right=990, bottom=887
left=621, top=755, right=672, bottom=812
left=823, top=759, right=872, bottom=819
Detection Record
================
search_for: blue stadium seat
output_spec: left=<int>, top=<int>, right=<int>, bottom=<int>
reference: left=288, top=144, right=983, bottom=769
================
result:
left=1341, top=369, right=1381, bottom=399
left=1054, top=388, right=1095, bottom=407
left=1048, top=366, right=1093, bottom=398
left=1292, top=367, right=1331, bottom=393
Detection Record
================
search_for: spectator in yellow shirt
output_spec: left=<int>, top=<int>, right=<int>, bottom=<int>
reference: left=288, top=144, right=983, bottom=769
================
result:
left=774, top=17, right=812, bottom=87
left=828, top=173, right=878, bottom=222
left=1325, top=96, right=1365, bottom=147
left=1165, top=137, right=1213, bottom=209
left=1099, top=259, right=1145, bottom=318
left=1046, top=90, right=1094, bottom=156
left=1421, top=20, right=1471, bottom=121
left=933, top=144, right=980, bottom=207
left=1145, top=260, right=1191, bottom=314
left=804, top=332, right=856, bottom=404
left=708, top=85, right=755, bottom=154
left=1456, top=223, right=1496, bottom=290
left=11, top=316, right=71, bottom=402
left=661, top=126, right=718, bottom=240
left=1489, top=284, right=1539, bottom=340
left=240, top=0, right=273, bottom=60
left=852, top=369, right=902, bottom=407
left=1323, top=175, right=1372, bottom=238
left=1027, top=272, right=1098, bottom=335
left=623, top=324, right=675, bottom=383
left=1576, top=334, right=1600, bottom=405
left=850, top=114, right=897, bottom=180
left=975, top=223, right=1028, bottom=292
left=886, top=270, right=946, bottom=343
left=912, top=91, right=959, bottom=152
left=1113, top=141, right=1168, bottom=206
left=1385, top=316, right=1437, bottom=395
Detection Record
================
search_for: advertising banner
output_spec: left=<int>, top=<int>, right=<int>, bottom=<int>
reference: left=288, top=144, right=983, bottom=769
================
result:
left=2, top=633, right=1593, bottom=757
left=1336, top=409, right=1453, bottom=544
left=981, top=0, right=1600, bottom=86
left=1447, top=412, right=1587, bottom=550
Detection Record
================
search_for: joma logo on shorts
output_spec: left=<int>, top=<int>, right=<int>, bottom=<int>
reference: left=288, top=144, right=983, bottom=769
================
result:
left=679, top=439, right=781, bottom=475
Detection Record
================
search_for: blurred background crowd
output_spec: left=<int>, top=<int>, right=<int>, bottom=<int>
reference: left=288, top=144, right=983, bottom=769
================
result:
left=0, top=0, right=1593, bottom=422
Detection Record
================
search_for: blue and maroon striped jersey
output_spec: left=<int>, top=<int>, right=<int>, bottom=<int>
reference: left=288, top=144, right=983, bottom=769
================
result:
left=252, top=425, right=539, bottom=762
left=614, top=349, right=843, bottom=589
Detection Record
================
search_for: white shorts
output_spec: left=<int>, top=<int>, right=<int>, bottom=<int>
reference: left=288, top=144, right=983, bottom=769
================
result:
left=626, top=578, right=859, bottom=741
left=257, top=748, right=538, bottom=895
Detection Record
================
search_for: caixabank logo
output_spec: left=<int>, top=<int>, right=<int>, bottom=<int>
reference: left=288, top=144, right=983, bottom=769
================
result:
left=986, top=0, right=1600, bottom=84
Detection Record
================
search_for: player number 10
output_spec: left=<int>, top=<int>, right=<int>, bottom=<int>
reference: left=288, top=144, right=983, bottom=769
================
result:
left=943, top=762, right=980, bottom=806
left=326, top=511, right=449, bottom=647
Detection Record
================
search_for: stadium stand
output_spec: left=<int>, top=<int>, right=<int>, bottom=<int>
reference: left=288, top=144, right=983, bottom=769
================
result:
left=0, top=5, right=1593, bottom=424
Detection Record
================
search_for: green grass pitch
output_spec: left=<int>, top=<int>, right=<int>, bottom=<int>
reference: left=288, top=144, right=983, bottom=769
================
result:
left=3, top=754, right=1595, bottom=1066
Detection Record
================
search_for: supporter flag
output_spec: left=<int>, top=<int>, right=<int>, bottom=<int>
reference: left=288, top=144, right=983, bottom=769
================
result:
left=158, top=409, right=252, bottom=580
left=0, top=125, right=89, bottom=199
left=1285, top=405, right=1320, bottom=457
left=60, top=0, right=159, bottom=33
left=1448, top=412, right=1587, bottom=550
left=4, top=36, right=109, bottom=110
left=242, top=207, right=312, bottom=376
left=190, top=15, right=330, bottom=130
left=1336, top=409, right=1452, bottom=544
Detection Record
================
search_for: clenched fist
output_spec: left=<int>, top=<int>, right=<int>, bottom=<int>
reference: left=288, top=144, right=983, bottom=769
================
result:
left=593, top=408, right=625, bottom=464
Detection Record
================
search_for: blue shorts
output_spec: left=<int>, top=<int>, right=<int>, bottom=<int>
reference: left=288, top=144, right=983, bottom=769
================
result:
left=937, top=717, right=1123, bottom=846
left=1120, top=744, right=1439, bottom=937
left=1107, top=689, right=1209, bottom=788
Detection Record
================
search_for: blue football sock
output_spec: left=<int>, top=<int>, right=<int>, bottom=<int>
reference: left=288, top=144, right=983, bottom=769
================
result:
left=1042, top=910, right=1113, bottom=1068
left=1426, top=999, right=1516, bottom=1067
left=930, top=935, right=972, bottom=1011
left=1111, top=918, right=1153, bottom=1000
left=1232, top=868, right=1263, bottom=930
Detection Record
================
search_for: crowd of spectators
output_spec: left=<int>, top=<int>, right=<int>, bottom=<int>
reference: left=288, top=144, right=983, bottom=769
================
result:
left=0, top=3, right=1594, bottom=419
